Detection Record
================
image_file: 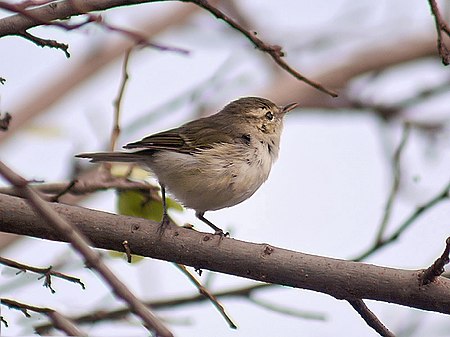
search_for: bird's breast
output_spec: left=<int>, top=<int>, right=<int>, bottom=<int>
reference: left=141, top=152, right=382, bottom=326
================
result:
left=146, top=140, right=277, bottom=212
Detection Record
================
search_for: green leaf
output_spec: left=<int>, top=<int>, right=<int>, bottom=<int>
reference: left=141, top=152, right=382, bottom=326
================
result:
left=117, top=190, right=184, bottom=222
left=112, top=189, right=184, bottom=263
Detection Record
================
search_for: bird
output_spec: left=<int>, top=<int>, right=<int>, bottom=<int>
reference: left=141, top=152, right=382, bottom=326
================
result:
left=76, top=97, right=298, bottom=236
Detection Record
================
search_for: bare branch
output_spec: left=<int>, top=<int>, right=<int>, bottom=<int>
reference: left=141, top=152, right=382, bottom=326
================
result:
left=1, top=298, right=86, bottom=336
left=184, top=0, right=338, bottom=97
left=427, top=0, right=450, bottom=65
left=0, top=174, right=158, bottom=199
left=0, top=161, right=173, bottom=337
left=0, top=256, right=85, bottom=293
left=1, top=193, right=449, bottom=315
left=348, top=299, right=395, bottom=337
left=0, top=0, right=335, bottom=96
left=420, top=236, right=450, bottom=286
left=0, top=1, right=189, bottom=55
left=18, top=30, right=70, bottom=57
left=353, top=178, right=450, bottom=261
left=375, top=123, right=411, bottom=243
left=110, top=49, right=132, bottom=151
left=174, top=264, right=237, bottom=329
left=36, top=283, right=271, bottom=334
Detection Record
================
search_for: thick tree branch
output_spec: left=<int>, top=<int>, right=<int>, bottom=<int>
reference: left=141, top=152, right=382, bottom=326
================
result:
left=0, top=193, right=449, bottom=315
left=0, top=162, right=173, bottom=337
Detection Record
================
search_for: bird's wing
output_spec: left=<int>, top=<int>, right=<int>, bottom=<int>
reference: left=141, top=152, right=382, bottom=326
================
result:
left=124, top=117, right=237, bottom=154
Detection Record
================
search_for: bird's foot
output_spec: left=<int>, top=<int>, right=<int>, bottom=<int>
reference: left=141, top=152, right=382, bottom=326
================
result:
left=214, top=229, right=230, bottom=238
left=157, top=214, right=171, bottom=236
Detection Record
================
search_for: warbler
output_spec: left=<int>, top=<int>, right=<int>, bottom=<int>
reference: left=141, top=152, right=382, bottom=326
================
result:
left=76, top=97, right=298, bottom=236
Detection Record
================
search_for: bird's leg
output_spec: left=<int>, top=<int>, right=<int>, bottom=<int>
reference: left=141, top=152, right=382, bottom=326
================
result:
left=195, top=211, right=229, bottom=237
left=158, top=184, right=170, bottom=234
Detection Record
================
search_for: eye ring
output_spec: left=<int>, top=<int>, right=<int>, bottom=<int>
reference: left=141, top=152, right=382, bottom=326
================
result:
left=265, top=111, right=274, bottom=120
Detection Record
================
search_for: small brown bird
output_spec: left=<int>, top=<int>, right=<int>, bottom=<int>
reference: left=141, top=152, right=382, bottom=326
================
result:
left=76, top=97, right=298, bottom=235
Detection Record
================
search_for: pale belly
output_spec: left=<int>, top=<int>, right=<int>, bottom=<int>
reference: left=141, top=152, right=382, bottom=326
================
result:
left=146, top=142, right=275, bottom=212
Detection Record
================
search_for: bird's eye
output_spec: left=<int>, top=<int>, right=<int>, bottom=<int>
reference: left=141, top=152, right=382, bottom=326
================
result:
left=265, top=111, right=274, bottom=120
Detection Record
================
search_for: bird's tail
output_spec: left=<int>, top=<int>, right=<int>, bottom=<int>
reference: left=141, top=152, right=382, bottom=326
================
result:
left=75, top=152, right=145, bottom=163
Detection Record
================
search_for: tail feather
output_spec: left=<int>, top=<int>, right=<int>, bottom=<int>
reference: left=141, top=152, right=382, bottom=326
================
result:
left=75, top=152, right=145, bottom=163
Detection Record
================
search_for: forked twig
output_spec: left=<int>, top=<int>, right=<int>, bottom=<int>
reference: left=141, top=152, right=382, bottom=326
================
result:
left=0, top=256, right=85, bottom=293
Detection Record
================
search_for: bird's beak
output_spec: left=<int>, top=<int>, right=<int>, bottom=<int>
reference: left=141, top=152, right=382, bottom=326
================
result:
left=281, top=102, right=299, bottom=113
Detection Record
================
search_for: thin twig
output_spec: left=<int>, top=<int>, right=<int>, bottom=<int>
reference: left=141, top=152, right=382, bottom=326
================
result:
left=249, top=297, right=326, bottom=321
left=0, top=315, right=8, bottom=327
left=50, top=179, right=77, bottom=202
left=1, top=298, right=86, bottom=336
left=19, top=30, right=70, bottom=57
left=420, top=236, right=450, bottom=286
left=353, top=178, right=450, bottom=261
left=122, top=240, right=132, bottom=263
left=375, top=123, right=411, bottom=244
left=0, top=161, right=173, bottom=337
left=0, top=256, right=85, bottom=293
left=185, top=0, right=338, bottom=97
left=174, top=264, right=237, bottom=329
left=348, top=299, right=395, bottom=337
left=0, top=175, right=158, bottom=198
left=35, top=283, right=271, bottom=334
left=0, top=2, right=189, bottom=56
left=428, top=0, right=450, bottom=65
left=110, top=49, right=132, bottom=151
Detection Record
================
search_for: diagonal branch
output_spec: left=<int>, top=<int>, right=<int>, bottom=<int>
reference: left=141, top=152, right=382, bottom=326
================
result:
left=184, top=0, right=338, bottom=97
left=0, top=0, right=336, bottom=96
left=174, top=264, right=237, bottom=329
left=427, top=0, right=450, bottom=65
left=420, top=236, right=450, bottom=286
left=0, top=193, right=449, bottom=315
left=0, top=161, right=173, bottom=337
left=348, top=299, right=395, bottom=337
left=35, top=283, right=270, bottom=334
left=353, top=178, right=450, bottom=261
left=18, top=30, right=70, bottom=57
left=1, top=298, right=86, bottom=336
left=0, top=1, right=189, bottom=56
